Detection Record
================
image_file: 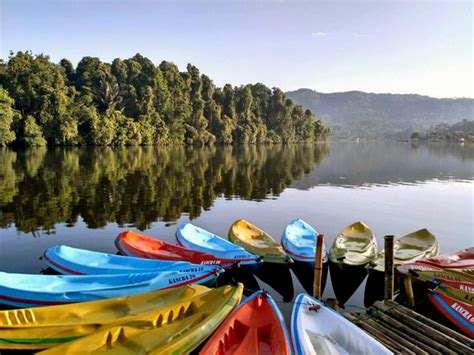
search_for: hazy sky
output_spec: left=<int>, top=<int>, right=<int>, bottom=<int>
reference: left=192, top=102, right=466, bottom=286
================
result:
left=1, top=0, right=472, bottom=98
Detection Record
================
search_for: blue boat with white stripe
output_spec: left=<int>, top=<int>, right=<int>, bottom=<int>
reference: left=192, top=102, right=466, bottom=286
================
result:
left=0, top=269, right=222, bottom=308
left=176, top=223, right=262, bottom=272
left=281, top=219, right=328, bottom=266
left=44, top=245, right=219, bottom=276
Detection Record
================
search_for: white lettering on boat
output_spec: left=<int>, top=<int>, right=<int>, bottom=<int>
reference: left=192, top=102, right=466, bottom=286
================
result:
left=451, top=302, right=474, bottom=323
left=460, top=284, right=474, bottom=293
left=200, top=260, right=221, bottom=265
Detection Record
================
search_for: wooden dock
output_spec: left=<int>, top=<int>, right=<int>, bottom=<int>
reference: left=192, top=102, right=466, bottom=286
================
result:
left=344, top=300, right=474, bottom=354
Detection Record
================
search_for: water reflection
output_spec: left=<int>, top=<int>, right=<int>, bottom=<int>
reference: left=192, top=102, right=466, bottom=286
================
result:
left=0, top=142, right=472, bottom=234
left=0, top=145, right=329, bottom=232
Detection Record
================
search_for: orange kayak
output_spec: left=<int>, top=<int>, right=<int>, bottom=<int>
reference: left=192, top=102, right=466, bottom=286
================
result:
left=116, top=231, right=224, bottom=267
left=199, top=290, right=293, bottom=355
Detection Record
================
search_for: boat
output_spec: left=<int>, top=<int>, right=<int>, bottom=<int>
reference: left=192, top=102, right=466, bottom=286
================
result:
left=0, top=284, right=243, bottom=351
left=116, top=230, right=224, bottom=266
left=329, top=221, right=378, bottom=305
left=429, top=289, right=474, bottom=338
left=291, top=293, right=392, bottom=354
left=176, top=223, right=262, bottom=272
left=255, top=263, right=294, bottom=302
left=281, top=219, right=328, bottom=295
left=367, top=228, right=439, bottom=272
left=228, top=219, right=292, bottom=264
left=281, top=219, right=328, bottom=265
left=364, top=228, right=439, bottom=306
left=43, top=244, right=221, bottom=275
left=0, top=268, right=221, bottom=308
left=199, top=290, right=293, bottom=354
left=430, top=279, right=474, bottom=305
left=397, top=247, right=474, bottom=283
left=329, top=221, right=378, bottom=266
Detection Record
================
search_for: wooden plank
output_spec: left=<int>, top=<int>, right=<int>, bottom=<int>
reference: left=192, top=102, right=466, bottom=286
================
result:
left=383, top=300, right=474, bottom=349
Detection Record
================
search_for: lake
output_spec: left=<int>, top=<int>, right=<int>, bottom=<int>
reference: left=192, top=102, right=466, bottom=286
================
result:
left=0, top=142, right=473, bottom=319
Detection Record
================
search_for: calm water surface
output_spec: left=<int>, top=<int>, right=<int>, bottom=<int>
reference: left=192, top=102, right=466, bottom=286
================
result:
left=0, top=142, right=473, bottom=319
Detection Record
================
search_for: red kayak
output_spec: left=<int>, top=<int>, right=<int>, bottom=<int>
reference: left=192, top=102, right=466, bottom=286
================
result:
left=116, top=230, right=239, bottom=268
left=429, top=290, right=474, bottom=338
left=417, top=248, right=474, bottom=269
left=199, top=290, right=293, bottom=355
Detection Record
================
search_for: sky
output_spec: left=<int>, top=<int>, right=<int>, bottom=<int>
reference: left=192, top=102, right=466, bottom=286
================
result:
left=1, top=0, right=472, bottom=98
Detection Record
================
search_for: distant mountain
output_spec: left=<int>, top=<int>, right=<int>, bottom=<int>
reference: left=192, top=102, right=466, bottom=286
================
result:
left=286, top=89, right=474, bottom=139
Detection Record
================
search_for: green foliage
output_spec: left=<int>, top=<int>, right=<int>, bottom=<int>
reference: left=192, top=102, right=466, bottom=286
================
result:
left=0, top=86, right=16, bottom=146
left=0, top=51, right=330, bottom=146
left=23, top=115, right=47, bottom=146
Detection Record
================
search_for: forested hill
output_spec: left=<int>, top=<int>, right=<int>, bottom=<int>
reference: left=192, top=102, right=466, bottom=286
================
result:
left=0, top=52, right=330, bottom=147
left=286, top=89, right=474, bottom=139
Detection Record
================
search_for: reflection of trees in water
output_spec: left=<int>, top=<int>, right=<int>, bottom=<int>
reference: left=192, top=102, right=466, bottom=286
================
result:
left=411, top=142, right=474, bottom=162
left=0, top=145, right=329, bottom=232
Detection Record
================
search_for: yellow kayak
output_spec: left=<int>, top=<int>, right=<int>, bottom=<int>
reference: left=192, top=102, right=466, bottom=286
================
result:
left=0, top=284, right=243, bottom=351
left=329, top=221, right=378, bottom=266
left=228, top=219, right=291, bottom=264
left=368, top=228, right=439, bottom=272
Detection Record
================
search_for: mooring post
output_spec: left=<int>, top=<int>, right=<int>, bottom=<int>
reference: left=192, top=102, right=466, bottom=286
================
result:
left=384, top=235, right=395, bottom=301
left=313, top=234, right=325, bottom=300
left=404, top=274, right=415, bottom=307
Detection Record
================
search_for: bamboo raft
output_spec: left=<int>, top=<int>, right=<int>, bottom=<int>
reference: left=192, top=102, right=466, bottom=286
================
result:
left=344, top=300, right=473, bottom=354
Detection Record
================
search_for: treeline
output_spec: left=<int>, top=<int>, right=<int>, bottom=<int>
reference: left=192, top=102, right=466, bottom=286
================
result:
left=0, top=52, right=330, bottom=147
left=0, top=145, right=330, bottom=232
left=411, top=119, right=474, bottom=142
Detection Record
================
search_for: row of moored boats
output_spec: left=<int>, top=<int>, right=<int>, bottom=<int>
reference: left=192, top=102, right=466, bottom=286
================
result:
left=0, top=219, right=472, bottom=352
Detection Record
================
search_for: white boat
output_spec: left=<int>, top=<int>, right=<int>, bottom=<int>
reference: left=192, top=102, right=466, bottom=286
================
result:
left=291, top=293, right=392, bottom=355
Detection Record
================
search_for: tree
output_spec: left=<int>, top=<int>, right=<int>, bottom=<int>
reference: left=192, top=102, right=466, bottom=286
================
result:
left=23, top=115, right=47, bottom=146
left=0, top=86, right=16, bottom=146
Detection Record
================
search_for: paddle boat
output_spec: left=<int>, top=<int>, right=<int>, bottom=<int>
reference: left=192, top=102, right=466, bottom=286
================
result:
left=44, top=245, right=221, bottom=275
left=0, top=269, right=221, bottom=308
left=0, top=283, right=243, bottom=351
left=291, top=293, right=392, bottom=354
left=200, top=290, right=293, bottom=354
left=228, top=219, right=292, bottom=264
left=176, top=223, right=262, bottom=272
left=329, top=221, right=378, bottom=305
left=116, top=230, right=224, bottom=266
left=365, top=228, right=439, bottom=306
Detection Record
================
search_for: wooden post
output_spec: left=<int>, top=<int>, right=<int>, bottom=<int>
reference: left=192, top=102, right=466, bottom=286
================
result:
left=384, top=235, right=394, bottom=301
left=313, top=234, right=324, bottom=300
left=404, top=274, right=415, bottom=307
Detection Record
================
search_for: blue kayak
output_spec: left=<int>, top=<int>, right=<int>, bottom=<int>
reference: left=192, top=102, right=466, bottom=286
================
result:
left=44, top=245, right=219, bottom=276
left=281, top=219, right=328, bottom=265
left=0, top=269, right=221, bottom=308
left=176, top=223, right=262, bottom=271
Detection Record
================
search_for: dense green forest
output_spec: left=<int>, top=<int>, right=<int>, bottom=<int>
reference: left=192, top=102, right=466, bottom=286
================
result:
left=0, top=52, right=329, bottom=146
left=410, top=119, right=474, bottom=142
left=0, top=145, right=330, bottom=232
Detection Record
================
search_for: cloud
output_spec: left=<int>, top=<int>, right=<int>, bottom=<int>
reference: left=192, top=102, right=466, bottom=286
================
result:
left=311, top=32, right=328, bottom=37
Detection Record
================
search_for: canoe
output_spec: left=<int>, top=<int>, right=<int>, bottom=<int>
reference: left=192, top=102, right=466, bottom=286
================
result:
left=228, top=219, right=292, bottom=264
left=0, top=268, right=221, bottom=308
left=0, top=284, right=243, bottom=351
left=44, top=244, right=221, bottom=275
left=281, top=219, right=328, bottom=265
left=116, top=230, right=224, bottom=266
left=199, top=290, right=293, bottom=354
left=367, top=228, right=439, bottom=272
left=430, top=279, right=474, bottom=305
left=176, top=223, right=262, bottom=271
left=329, top=221, right=378, bottom=266
left=291, top=293, right=392, bottom=354
left=429, top=290, right=474, bottom=338
left=397, top=247, right=474, bottom=283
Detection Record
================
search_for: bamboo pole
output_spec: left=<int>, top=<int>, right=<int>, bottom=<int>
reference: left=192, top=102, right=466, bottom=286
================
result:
left=384, top=235, right=394, bottom=301
left=403, top=275, right=415, bottom=307
left=313, top=234, right=324, bottom=300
